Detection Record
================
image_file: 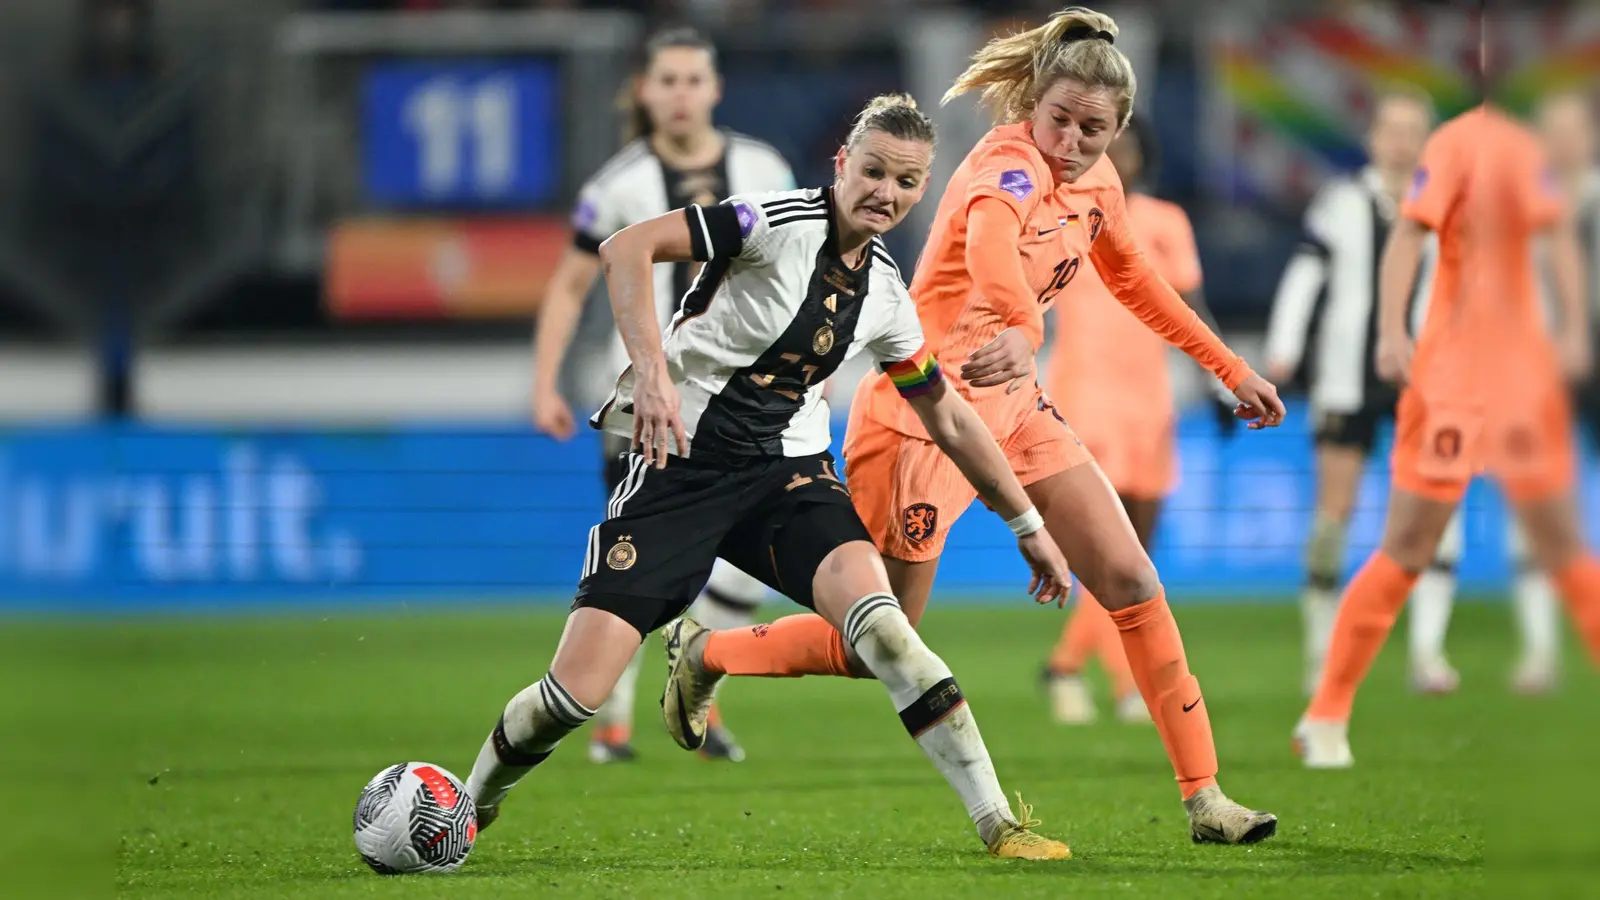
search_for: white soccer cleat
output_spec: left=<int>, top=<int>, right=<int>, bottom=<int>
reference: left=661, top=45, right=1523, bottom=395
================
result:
left=660, top=617, right=722, bottom=752
left=1183, top=785, right=1278, bottom=844
left=1047, top=673, right=1097, bottom=724
left=1115, top=692, right=1151, bottom=724
left=1511, top=654, right=1558, bottom=695
left=1409, top=656, right=1460, bottom=695
left=1293, top=718, right=1354, bottom=770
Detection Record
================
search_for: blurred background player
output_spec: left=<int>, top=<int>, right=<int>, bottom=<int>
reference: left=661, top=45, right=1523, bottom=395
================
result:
left=1262, top=89, right=1465, bottom=695
left=528, top=25, right=795, bottom=764
left=1039, top=115, right=1233, bottom=725
left=1415, top=90, right=1600, bottom=695
left=694, top=7, right=1285, bottom=845
left=1296, top=60, right=1600, bottom=768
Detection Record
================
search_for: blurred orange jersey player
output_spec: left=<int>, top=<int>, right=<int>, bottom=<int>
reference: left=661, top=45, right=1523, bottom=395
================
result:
left=1298, top=101, right=1600, bottom=769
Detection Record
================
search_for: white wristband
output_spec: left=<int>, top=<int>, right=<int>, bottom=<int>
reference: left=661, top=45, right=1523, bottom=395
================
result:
left=1006, top=506, right=1044, bottom=537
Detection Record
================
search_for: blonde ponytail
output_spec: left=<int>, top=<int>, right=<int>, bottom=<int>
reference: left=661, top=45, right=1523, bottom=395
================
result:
left=944, top=7, right=1135, bottom=128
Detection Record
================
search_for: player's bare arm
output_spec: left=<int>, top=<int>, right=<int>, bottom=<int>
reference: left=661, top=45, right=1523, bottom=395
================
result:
left=1375, top=217, right=1428, bottom=386
left=598, top=211, right=698, bottom=466
left=532, top=247, right=604, bottom=439
left=1546, top=213, right=1593, bottom=380
left=904, top=377, right=1072, bottom=605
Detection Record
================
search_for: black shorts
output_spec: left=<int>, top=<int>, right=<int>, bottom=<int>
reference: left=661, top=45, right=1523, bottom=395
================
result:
left=1312, top=398, right=1395, bottom=455
left=573, top=450, right=871, bottom=637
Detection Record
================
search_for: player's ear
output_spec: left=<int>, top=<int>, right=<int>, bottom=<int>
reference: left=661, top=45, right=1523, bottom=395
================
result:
left=834, top=146, right=847, bottom=181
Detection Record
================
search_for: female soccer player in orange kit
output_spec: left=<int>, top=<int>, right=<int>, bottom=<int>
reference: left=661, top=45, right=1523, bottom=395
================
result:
left=686, top=7, right=1286, bottom=844
left=1296, top=29, right=1600, bottom=769
left=1040, top=116, right=1232, bottom=726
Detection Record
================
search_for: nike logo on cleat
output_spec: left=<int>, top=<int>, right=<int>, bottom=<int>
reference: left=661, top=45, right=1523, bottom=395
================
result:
left=1182, top=697, right=1203, bottom=712
left=674, top=684, right=704, bottom=751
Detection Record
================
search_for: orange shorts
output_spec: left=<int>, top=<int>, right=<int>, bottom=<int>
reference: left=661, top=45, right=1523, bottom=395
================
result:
left=1390, top=384, right=1576, bottom=506
left=1073, top=414, right=1176, bottom=501
left=843, top=396, right=1093, bottom=562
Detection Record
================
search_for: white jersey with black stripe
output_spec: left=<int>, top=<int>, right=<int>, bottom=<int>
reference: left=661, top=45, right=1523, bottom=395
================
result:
left=1265, top=167, right=1438, bottom=414
left=568, top=131, right=796, bottom=383
left=590, top=187, right=926, bottom=466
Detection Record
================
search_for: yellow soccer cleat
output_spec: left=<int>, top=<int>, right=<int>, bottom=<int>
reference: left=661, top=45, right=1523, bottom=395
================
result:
left=986, top=795, right=1071, bottom=860
left=660, top=617, right=721, bottom=752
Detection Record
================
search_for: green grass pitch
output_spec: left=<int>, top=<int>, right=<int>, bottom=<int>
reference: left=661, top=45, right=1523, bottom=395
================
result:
left=18, top=600, right=1600, bottom=897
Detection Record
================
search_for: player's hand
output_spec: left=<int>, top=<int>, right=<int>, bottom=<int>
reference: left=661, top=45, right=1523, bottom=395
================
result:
left=532, top=389, right=577, bottom=441
left=1559, top=330, right=1593, bottom=383
left=1375, top=331, right=1413, bottom=386
left=632, top=365, right=688, bottom=469
left=961, top=328, right=1035, bottom=394
left=1230, top=373, right=1286, bottom=430
left=1017, top=528, right=1072, bottom=607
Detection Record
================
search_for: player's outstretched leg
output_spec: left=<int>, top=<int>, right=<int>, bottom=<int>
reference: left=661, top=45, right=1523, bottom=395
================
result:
left=1513, top=493, right=1600, bottom=667
left=664, top=542, right=1068, bottom=860
left=1407, top=510, right=1462, bottom=694
left=1030, top=463, right=1276, bottom=844
left=465, top=607, right=640, bottom=831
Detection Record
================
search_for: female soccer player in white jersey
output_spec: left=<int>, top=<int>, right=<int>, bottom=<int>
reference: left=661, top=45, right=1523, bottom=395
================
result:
left=465, top=94, right=1075, bottom=860
left=530, top=26, right=796, bottom=763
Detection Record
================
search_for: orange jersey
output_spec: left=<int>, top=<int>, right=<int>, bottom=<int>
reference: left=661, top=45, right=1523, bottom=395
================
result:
left=1047, top=193, right=1203, bottom=426
left=1404, top=105, right=1566, bottom=406
left=856, top=123, right=1248, bottom=442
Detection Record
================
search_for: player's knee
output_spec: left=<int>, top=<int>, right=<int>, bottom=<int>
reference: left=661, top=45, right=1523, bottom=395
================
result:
left=1090, top=560, right=1161, bottom=612
left=1381, top=518, right=1447, bottom=573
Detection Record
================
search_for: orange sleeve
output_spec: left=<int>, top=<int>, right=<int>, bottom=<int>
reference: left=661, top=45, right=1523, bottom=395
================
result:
left=1401, top=128, right=1460, bottom=231
left=966, top=142, right=1051, bottom=228
left=966, top=197, right=1045, bottom=347
left=1090, top=187, right=1251, bottom=390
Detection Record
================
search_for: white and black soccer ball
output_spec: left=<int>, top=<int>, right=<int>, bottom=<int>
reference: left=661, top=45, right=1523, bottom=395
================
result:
left=352, top=762, right=477, bottom=874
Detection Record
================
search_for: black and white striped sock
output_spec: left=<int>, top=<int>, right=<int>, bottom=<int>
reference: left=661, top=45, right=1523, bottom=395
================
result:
left=465, top=673, right=595, bottom=811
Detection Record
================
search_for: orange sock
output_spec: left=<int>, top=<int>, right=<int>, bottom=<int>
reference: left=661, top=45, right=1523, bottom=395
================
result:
left=1048, top=592, right=1102, bottom=674
left=1552, top=554, right=1600, bottom=663
left=1109, top=591, right=1217, bottom=799
left=1305, top=551, right=1417, bottom=723
left=701, top=614, right=859, bottom=678
left=594, top=723, right=630, bottom=745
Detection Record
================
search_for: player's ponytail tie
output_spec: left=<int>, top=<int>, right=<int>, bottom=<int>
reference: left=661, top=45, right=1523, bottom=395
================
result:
left=1060, top=24, right=1114, bottom=45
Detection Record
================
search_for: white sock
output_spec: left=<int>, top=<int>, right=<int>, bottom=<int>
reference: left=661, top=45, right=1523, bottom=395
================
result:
left=590, top=645, right=643, bottom=739
left=466, top=672, right=594, bottom=811
left=1510, top=521, right=1560, bottom=662
left=1303, top=512, right=1346, bottom=671
left=842, top=593, right=1014, bottom=846
left=1410, top=510, right=1463, bottom=664
left=690, top=561, right=766, bottom=631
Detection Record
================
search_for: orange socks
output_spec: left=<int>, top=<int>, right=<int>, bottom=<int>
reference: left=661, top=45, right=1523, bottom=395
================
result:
left=701, top=614, right=860, bottom=678
left=1109, top=592, right=1217, bottom=799
left=1552, top=554, right=1600, bottom=663
left=1051, top=591, right=1137, bottom=699
left=1305, top=551, right=1417, bottom=723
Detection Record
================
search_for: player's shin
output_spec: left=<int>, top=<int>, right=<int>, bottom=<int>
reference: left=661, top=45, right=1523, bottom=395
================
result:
left=1408, top=512, right=1461, bottom=691
left=466, top=672, right=596, bottom=824
left=1107, top=591, right=1218, bottom=798
left=590, top=646, right=642, bottom=750
left=1302, top=511, right=1346, bottom=691
left=1509, top=521, right=1560, bottom=687
left=841, top=593, right=1015, bottom=844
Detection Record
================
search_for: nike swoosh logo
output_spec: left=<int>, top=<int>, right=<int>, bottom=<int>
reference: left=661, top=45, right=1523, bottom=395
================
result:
left=1183, top=697, right=1203, bottom=713
left=674, top=683, right=704, bottom=750
left=1037, top=227, right=1060, bottom=236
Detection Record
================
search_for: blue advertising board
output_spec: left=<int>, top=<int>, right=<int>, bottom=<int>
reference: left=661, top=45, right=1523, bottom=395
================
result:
left=0, top=411, right=1593, bottom=613
left=362, top=60, right=561, bottom=207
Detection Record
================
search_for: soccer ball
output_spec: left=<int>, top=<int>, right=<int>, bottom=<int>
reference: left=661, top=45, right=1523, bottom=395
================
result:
left=352, top=762, right=477, bottom=874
